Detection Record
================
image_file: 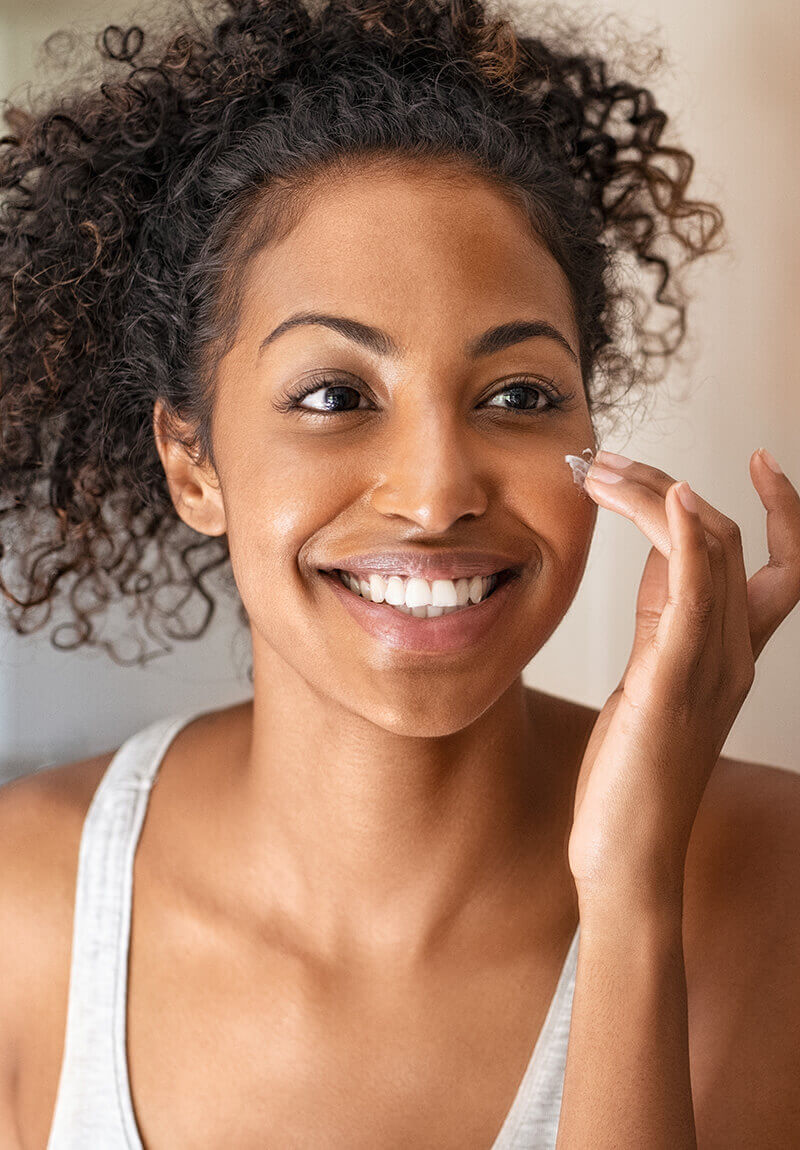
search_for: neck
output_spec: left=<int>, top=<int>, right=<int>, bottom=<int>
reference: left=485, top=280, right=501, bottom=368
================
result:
left=208, top=650, right=570, bottom=968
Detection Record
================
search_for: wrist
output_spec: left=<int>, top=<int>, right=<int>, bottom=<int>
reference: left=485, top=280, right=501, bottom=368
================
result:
left=575, top=864, right=685, bottom=927
left=576, top=897, right=686, bottom=983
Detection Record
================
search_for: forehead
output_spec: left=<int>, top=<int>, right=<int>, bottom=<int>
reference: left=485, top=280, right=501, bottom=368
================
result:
left=236, top=164, right=579, bottom=357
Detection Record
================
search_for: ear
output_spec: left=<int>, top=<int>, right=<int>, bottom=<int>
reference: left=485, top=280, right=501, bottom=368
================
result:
left=152, top=398, right=227, bottom=537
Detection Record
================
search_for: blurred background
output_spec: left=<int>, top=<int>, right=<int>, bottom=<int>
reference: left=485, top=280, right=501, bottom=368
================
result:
left=0, top=0, right=798, bottom=780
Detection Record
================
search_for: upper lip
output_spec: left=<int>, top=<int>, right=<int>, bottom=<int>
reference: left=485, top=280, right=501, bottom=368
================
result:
left=318, top=550, right=527, bottom=581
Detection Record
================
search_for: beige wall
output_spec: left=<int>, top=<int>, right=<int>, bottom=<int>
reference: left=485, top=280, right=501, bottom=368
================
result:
left=0, top=0, right=797, bottom=774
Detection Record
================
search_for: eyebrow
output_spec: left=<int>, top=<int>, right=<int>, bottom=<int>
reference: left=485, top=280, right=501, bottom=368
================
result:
left=257, top=311, right=579, bottom=364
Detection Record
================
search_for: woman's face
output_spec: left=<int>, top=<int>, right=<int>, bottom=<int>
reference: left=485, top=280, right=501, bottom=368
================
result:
left=170, top=165, right=598, bottom=735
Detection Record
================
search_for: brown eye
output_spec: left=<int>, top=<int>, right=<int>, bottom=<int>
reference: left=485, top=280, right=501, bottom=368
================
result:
left=274, top=378, right=370, bottom=415
left=483, top=379, right=575, bottom=414
left=485, top=384, right=551, bottom=412
left=295, top=384, right=364, bottom=412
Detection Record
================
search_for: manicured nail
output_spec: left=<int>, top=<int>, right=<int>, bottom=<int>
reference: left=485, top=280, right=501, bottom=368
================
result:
left=759, top=447, right=783, bottom=475
left=594, top=450, right=633, bottom=469
left=586, top=463, right=625, bottom=485
left=678, top=481, right=698, bottom=513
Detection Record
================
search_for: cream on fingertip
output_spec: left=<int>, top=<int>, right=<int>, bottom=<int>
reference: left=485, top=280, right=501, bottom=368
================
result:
left=564, top=448, right=595, bottom=491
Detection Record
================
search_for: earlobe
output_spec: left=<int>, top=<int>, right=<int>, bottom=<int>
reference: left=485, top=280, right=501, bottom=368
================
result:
left=151, top=398, right=227, bottom=538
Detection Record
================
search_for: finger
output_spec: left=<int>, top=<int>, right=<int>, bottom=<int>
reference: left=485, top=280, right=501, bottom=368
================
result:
left=654, top=481, right=716, bottom=682
left=587, top=452, right=751, bottom=663
left=747, top=448, right=800, bottom=659
left=584, top=461, right=729, bottom=645
left=590, top=452, right=735, bottom=551
left=584, top=462, right=675, bottom=557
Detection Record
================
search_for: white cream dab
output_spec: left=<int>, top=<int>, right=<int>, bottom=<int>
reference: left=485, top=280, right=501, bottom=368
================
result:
left=564, top=447, right=596, bottom=492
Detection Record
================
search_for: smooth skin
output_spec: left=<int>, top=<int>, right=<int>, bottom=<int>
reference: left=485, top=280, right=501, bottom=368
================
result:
left=1, top=160, right=799, bottom=1148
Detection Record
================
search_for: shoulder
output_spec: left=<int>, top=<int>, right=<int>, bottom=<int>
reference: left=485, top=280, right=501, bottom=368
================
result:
left=686, top=754, right=800, bottom=924
left=0, top=751, right=114, bottom=1138
left=0, top=750, right=116, bottom=993
left=683, top=755, right=800, bottom=1148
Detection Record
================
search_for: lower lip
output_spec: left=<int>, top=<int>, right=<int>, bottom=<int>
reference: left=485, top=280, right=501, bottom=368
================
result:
left=318, top=570, right=522, bottom=653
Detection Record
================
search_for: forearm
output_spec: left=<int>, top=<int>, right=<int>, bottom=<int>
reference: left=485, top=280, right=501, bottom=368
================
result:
left=556, top=889, right=696, bottom=1149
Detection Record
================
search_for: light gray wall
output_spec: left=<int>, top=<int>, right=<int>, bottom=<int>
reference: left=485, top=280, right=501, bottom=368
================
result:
left=0, top=0, right=798, bottom=778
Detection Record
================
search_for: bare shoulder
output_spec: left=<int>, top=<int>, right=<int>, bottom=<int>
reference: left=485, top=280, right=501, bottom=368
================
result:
left=0, top=748, right=117, bottom=999
left=683, top=754, right=800, bottom=1148
left=686, top=752, right=800, bottom=918
left=0, top=750, right=114, bottom=1141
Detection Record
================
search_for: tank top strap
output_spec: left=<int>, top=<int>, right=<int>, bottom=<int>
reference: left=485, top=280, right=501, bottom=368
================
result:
left=47, top=708, right=207, bottom=1150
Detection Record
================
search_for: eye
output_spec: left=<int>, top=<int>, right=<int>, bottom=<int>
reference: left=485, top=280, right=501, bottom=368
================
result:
left=481, top=379, right=573, bottom=414
left=278, top=380, right=367, bottom=414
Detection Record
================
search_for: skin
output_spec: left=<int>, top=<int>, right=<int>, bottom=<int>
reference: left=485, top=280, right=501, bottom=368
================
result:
left=555, top=449, right=800, bottom=1147
left=2, top=159, right=799, bottom=1148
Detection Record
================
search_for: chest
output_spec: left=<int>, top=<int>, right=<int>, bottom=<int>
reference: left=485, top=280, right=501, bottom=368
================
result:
left=21, top=896, right=577, bottom=1150
left=134, top=901, right=580, bottom=1150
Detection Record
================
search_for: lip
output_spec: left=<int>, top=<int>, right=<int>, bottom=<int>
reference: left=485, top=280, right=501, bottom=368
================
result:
left=318, top=550, right=526, bottom=581
left=319, top=567, right=523, bottom=653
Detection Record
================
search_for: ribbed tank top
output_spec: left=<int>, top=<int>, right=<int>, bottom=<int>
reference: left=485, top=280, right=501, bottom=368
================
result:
left=45, top=709, right=580, bottom=1150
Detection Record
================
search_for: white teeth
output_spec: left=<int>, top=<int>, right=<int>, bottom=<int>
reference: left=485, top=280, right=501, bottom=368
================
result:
left=368, top=573, right=387, bottom=603
left=405, top=577, right=431, bottom=608
left=335, top=569, right=502, bottom=615
left=384, top=575, right=406, bottom=606
left=431, top=579, right=458, bottom=607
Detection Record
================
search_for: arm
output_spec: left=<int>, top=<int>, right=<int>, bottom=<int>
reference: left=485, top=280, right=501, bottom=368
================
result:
left=558, top=446, right=800, bottom=1148
left=557, top=889, right=696, bottom=1149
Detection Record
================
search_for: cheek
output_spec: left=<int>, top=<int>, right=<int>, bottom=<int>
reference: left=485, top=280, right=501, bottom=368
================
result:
left=506, top=461, right=597, bottom=548
left=503, top=467, right=597, bottom=608
left=219, top=444, right=348, bottom=599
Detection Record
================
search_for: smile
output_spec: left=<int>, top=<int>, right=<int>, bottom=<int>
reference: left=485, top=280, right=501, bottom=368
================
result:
left=318, top=567, right=522, bottom=653
left=325, top=568, right=514, bottom=617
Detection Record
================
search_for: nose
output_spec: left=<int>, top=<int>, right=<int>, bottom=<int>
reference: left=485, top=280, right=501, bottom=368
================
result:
left=368, top=410, right=489, bottom=532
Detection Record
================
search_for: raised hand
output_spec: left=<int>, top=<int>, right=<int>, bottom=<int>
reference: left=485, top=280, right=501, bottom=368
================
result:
left=566, top=447, right=800, bottom=906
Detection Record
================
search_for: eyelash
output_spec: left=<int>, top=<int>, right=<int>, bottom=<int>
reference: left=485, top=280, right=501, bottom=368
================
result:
left=275, top=376, right=576, bottom=418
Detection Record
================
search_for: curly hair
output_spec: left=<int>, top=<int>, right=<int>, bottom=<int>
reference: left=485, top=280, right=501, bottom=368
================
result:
left=0, top=0, right=725, bottom=674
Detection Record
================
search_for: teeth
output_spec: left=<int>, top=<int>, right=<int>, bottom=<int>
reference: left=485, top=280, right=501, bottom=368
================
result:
left=405, top=577, right=431, bottom=609
left=368, top=573, right=386, bottom=603
left=468, top=576, right=484, bottom=604
left=384, top=575, right=406, bottom=606
left=334, top=569, right=501, bottom=615
left=431, top=579, right=458, bottom=607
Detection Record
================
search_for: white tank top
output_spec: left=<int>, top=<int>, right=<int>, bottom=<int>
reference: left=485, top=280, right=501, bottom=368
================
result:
left=45, top=709, right=580, bottom=1149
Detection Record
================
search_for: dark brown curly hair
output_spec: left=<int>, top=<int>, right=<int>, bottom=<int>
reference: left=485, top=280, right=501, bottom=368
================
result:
left=0, top=0, right=725, bottom=675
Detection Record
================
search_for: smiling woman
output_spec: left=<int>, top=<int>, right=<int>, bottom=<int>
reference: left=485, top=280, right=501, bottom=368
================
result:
left=1, top=0, right=800, bottom=1148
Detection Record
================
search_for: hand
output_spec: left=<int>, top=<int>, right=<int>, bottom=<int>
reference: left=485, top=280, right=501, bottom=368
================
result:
left=567, top=448, right=800, bottom=907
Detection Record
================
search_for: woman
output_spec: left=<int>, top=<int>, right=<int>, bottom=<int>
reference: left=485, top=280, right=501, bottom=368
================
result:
left=0, top=0, right=798, bottom=1146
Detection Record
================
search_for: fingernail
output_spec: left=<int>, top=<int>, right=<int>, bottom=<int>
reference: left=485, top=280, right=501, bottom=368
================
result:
left=678, top=481, right=698, bottom=513
left=759, top=447, right=783, bottom=475
left=587, top=463, right=625, bottom=485
left=594, top=450, right=633, bottom=469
